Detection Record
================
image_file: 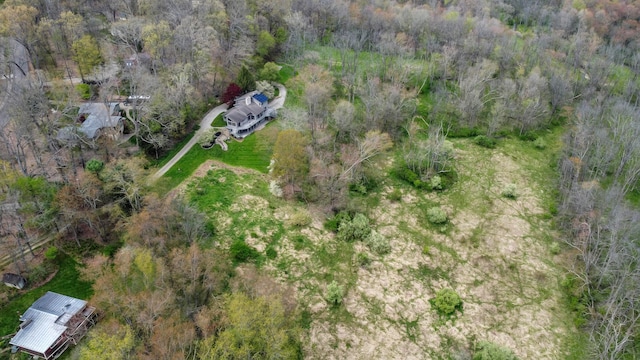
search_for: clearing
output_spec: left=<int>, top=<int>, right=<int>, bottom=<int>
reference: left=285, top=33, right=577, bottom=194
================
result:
left=181, top=131, right=575, bottom=359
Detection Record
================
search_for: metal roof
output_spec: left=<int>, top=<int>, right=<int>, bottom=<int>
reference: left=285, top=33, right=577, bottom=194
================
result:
left=10, top=292, right=87, bottom=355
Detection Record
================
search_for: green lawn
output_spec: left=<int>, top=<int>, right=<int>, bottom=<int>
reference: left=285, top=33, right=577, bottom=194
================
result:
left=211, top=114, right=226, bottom=128
left=0, top=254, right=93, bottom=337
left=152, top=124, right=278, bottom=195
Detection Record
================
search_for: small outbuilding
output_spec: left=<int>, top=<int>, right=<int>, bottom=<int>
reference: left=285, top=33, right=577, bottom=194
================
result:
left=2, top=273, right=26, bottom=290
left=10, top=291, right=98, bottom=360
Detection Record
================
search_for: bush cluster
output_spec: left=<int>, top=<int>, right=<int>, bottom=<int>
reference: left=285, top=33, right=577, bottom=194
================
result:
left=501, top=184, right=518, bottom=199
left=365, top=230, right=391, bottom=255
left=337, top=213, right=371, bottom=242
left=473, top=341, right=518, bottom=360
left=473, top=135, right=497, bottom=149
left=432, top=288, right=462, bottom=316
left=230, top=240, right=260, bottom=263
left=326, top=281, right=344, bottom=305
left=427, top=207, right=448, bottom=224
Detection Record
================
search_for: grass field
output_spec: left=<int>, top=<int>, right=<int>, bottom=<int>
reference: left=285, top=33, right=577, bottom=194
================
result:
left=152, top=123, right=279, bottom=195
left=0, top=255, right=93, bottom=336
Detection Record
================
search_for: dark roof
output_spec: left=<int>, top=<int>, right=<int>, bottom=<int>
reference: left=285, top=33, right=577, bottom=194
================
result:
left=2, top=273, right=26, bottom=286
left=225, top=103, right=265, bottom=123
left=252, top=93, right=268, bottom=104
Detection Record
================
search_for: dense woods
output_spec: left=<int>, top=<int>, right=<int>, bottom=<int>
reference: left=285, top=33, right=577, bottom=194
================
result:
left=0, top=0, right=640, bottom=358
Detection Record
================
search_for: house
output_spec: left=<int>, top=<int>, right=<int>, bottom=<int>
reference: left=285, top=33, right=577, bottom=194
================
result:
left=2, top=273, right=26, bottom=289
left=10, top=292, right=98, bottom=360
left=77, top=102, right=124, bottom=140
left=224, top=92, right=275, bottom=138
left=124, top=53, right=151, bottom=68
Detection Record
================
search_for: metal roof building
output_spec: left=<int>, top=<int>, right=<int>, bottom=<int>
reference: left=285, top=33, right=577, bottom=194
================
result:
left=9, top=292, right=97, bottom=360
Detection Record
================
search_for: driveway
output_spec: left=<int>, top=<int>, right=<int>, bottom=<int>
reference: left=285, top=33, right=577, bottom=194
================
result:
left=149, top=83, right=287, bottom=182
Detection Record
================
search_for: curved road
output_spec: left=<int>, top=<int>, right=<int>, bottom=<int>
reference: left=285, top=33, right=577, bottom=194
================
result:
left=149, top=83, right=286, bottom=181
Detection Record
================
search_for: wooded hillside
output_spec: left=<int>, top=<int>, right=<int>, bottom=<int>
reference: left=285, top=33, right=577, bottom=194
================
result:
left=1, top=0, right=639, bottom=358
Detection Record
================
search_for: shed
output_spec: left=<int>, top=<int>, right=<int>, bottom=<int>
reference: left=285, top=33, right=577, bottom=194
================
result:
left=2, top=273, right=26, bottom=290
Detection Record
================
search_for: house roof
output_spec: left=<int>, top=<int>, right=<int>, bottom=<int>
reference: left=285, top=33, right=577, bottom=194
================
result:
left=2, top=273, right=25, bottom=285
left=78, top=102, right=122, bottom=139
left=225, top=103, right=265, bottom=123
left=10, top=292, right=87, bottom=354
left=252, top=93, right=268, bottom=104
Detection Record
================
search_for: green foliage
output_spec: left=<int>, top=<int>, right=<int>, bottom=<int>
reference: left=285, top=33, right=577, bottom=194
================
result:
left=256, top=30, right=276, bottom=58
left=71, top=34, right=102, bottom=79
left=432, top=288, right=462, bottom=316
left=236, top=65, right=256, bottom=92
left=427, top=207, right=448, bottom=224
left=77, top=321, right=135, bottom=360
left=230, top=240, right=260, bottom=263
left=533, top=137, right=547, bottom=149
left=205, top=292, right=301, bottom=359
left=501, top=184, right=518, bottom=199
left=260, top=62, right=281, bottom=82
left=337, top=213, right=371, bottom=242
left=326, top=280, right=344, bottom=305
left=365, top=230, right=391, bottom=255
left=266, top=246, right=278, bottom=259
left=324, top=211, right=351, bottom=232
left=550, top=242, right=561, bottom=255
left=287, top=209, right=312, bottom=227
left=473, top=341, right=518, bottom=360
left=76, top=83, right=91, bottom=100
left=388, top=189, right=402, bottom=202
left=474, top=135, right=497, bottom=149
left=44, top=246, right=58, bottom=260
left=430, top=175, right=443, bottom=190
left=356, top=252, right=371, bottom=266
left=86, top=159, right=104, bottom=175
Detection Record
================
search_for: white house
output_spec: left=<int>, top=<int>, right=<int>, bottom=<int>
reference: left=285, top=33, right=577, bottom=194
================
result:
left=224, top=92, right=275, bottom=138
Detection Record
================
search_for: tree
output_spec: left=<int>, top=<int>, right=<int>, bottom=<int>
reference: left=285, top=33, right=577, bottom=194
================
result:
left=85, top=159, right=104, bottom=177
left=256, top=30, right=276, bottom=58
left=222, top=83, right=243, bottom=104
left=271, top=129, right=308, bottom=197
left=75, top=320, right=136, bottom=360
left=256, top=80, right=275, bottom=98
left=236, top=65, right=256, bottom=92
left=259, top=61, right=280, bottom=82
left=201, top=292, right=300, bottom=359
left=72, top=35, right=103, bottom=81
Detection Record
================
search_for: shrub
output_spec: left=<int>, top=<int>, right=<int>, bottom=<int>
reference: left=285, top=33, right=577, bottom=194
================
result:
left=28, top=264, right=49, bottom=284
left=366, top=230, right=391, bottom=255
left=230, top=240, right=260, bottom=262
left=430, top=175, right=443, bottom=190
left=388, top=189, right=402, bottom=202
left=550, top=242, right=561, bottom=255
left=44, top=246, right=58, bottom=260
left=473, top=341, right=518, bottom=360
left=433, top=288, right=462, bottom=316
left=324, top=211, right=351, bottom=232
left=337, top=213, right=371, bottom=242
left=501, top=184, right=517, bottom=199
left=356, top=252, right=371, bottom=267
left=288, top=209, right=312, bottom=227
left=265, top=247, right=278, bottom=259
left=326, top=281, right=344, bottom=306
left=85, top=159, right=104, bottom=175
left=427, top=207, right=448, bottom=224
left=533, top=137, right=547, bottom=149
left=76, top=83, right=91, bottom=100
left=474, top=135, right=497, bottom=149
